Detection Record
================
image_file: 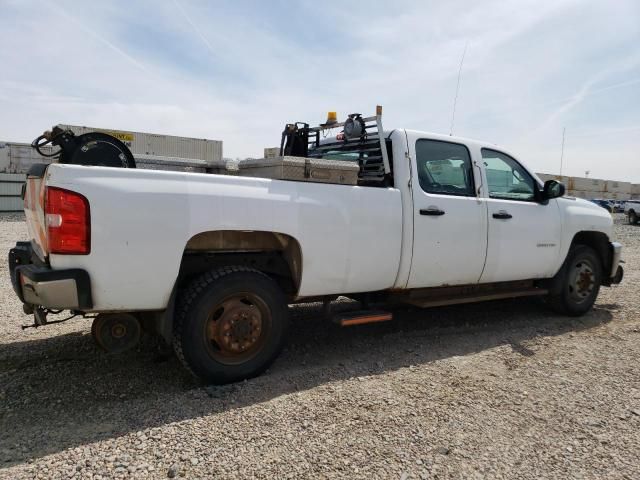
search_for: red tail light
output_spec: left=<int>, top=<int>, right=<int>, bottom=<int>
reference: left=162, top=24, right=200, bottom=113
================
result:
left=45, top=187, right=91, bottom=255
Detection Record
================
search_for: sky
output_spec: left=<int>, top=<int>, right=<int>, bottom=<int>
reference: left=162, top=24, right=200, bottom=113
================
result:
left=1, top=0, right=639, bottom=181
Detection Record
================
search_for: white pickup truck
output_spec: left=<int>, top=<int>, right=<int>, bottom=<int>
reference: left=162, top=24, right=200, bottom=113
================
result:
left=9, top=111, right=623, bottom=383
left=625, top=200, right=640, bottom=224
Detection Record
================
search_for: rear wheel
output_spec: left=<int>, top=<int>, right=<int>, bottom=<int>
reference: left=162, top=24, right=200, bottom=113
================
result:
left=628, top=210, right=638, bottom=225
left=173, top=266, right=289, bottom=384
left=547, top=245, right=602, bottom=316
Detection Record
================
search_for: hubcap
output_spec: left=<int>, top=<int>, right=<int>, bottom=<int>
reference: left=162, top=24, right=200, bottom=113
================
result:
left=111, top=323, right=127, bottom=338
left=568, top=260, right=595, bottom=304
left=205, top=294, right=270, bottom=364
left=92, top=314, right=141, bottom=354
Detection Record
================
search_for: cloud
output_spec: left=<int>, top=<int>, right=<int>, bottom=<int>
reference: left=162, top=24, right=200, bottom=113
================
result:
left=536, top=52, right=640, bottom=133
left=44, top=2, right=151, bottom=74
left=0, top=0, right=639, bottom=180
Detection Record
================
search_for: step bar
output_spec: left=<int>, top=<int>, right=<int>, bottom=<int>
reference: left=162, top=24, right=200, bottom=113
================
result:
left=333, top=310, right=393, bottom=327
left=390, top=280, right=548, bottom=309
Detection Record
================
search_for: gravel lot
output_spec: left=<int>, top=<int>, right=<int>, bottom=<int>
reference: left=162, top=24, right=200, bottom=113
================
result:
left=1, top=213, right=639, bottom=479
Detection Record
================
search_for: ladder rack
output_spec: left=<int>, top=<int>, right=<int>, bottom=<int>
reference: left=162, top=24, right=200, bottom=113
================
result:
left=279, top=106, right=391, bottom=185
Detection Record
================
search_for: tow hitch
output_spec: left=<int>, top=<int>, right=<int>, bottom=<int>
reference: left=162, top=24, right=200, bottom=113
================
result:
left=21, top=307, right=89, bottom=330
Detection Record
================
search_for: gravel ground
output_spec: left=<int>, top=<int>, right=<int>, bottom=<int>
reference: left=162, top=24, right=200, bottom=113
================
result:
left=1, top=213, right=639, bottom=479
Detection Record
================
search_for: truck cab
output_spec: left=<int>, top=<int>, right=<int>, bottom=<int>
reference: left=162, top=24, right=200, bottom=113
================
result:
left=396, top=129, right=610, bottom=288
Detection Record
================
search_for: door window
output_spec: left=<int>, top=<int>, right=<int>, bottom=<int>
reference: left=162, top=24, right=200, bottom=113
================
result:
left=416, top=140, right=475, bottom=196
left=481, top=149, right=536, bottom=201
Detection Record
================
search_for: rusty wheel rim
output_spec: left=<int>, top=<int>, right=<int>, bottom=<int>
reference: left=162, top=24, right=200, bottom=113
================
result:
left=204, top=293, right=271, bottom=365
left=568, top=259, right=595, bottom=304
left=111, top=323, right=127, bottom=339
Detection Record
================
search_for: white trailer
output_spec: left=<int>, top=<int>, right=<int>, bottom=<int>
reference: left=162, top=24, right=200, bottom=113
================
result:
left=57, top=125, right=223, bottom=165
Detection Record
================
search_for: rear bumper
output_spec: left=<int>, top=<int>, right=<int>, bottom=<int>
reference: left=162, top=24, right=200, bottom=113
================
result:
left=9, top=243, right=93, bottom=310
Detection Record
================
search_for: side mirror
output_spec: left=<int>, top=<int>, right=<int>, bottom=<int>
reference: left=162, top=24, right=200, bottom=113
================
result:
left=543, top=179, right=565, bottom=199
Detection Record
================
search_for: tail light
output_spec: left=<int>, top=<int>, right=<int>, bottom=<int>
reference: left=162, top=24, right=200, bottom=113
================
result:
left=45, top=187, right=91, bottom=255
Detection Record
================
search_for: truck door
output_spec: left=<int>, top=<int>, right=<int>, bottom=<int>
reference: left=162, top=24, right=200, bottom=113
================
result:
left=407, top=136, right=488, bottom=288
left=478, top=148, right=561, bottom=283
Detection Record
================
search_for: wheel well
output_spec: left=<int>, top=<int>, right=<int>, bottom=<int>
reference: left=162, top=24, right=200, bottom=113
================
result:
left=571, top=231, right=610, bottom=272
left=178, top=230, right=303, bottom=296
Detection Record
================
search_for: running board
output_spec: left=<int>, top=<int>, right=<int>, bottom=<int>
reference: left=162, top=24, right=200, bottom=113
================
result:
left=398, top=288, right=548, bottom=309
left=333, top=310, right=393, bottom=327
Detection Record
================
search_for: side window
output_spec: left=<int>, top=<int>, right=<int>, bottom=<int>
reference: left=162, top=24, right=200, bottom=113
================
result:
left=481, top=149, right=536, bottom=201
left=415, top=139, right=475, bottom=196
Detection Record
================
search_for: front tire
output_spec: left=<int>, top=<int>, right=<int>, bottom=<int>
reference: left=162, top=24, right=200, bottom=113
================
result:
left=173, top=266, right=289, bottom=384
left=547, top=245, right=602, bottom=316
left=628, top=210, right=638, bottom=225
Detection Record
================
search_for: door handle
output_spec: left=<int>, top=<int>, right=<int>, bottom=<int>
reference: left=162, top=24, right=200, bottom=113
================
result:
left=492, top=211, right=512, bottom=220
left=420, top=207, right=445, bottom=216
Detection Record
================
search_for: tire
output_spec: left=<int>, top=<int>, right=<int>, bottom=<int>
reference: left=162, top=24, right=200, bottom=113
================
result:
left=91, top=313, right=141, bottom=354
left=628, top=210, right=638, bottom=225
left=173, top=266, right=289, bottom=384
left=547, top=245, right=602, bottom=316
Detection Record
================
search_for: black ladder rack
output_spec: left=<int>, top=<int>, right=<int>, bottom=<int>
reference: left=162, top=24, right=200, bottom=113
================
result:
left=280, top=106, right=391, bottom=184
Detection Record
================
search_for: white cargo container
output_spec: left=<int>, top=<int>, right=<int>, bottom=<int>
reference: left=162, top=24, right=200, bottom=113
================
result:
left=607, top=192, right=631, bottom=201
left=589, top=191, right=607, bottom=199
left=0, top=142, right=55, bottom=174
left=58, top=124, right=223, bottom=165
left=263, top=147, right=280, bottom=159
left=2, top=126, right=224, bottom=175
left=0, top=172, right=26, bottom=212
left=0, top=144, right=6, bottom=171
left=568, top=190, right=587, bottom=198
left=571, top=177, right=606, bottom=192
left=605, top=180, right=632, bottom=194
left=1, top=139, right=227, bottom=175
left=536, top=173, right=570, bottom=186
left=0, top=196, right=23, bottom=212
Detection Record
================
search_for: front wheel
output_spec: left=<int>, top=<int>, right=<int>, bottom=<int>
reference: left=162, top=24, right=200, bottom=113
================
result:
left=173, top=266, right=289, bottom=384
left=547, top=245, right=602, bottom=316
left=628, top=210, right=638, bottom=225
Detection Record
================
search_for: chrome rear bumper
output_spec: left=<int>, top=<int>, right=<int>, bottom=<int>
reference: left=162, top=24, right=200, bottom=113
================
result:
left=9, top=243, right=93, bottom=310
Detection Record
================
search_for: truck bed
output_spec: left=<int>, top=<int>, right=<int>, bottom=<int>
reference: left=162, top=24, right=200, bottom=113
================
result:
left=42, top=164, right=402, bottom=310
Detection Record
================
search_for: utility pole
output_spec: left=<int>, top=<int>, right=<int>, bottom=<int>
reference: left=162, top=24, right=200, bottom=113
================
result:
left=559, top=127, right=566, bottom=176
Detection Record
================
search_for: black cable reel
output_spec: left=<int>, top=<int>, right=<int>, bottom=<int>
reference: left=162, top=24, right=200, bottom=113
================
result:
left=343, top=113, right=366, bottom=140
left=32, top=126, right=136, bottom=168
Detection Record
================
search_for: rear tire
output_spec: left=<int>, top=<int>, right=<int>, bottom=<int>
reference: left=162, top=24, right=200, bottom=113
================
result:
left=547, top=245, right=602, bottom=316
left=628, top=210, right=638, bottom=225
left=173, top=266, right=289, bottom=384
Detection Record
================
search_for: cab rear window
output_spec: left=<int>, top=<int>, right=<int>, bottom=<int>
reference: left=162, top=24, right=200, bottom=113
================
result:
left=415, top=139, right=475, bottom=196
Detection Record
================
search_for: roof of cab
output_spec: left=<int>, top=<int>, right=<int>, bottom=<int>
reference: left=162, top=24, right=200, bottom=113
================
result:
left=402, top=129, right=502, bottom=151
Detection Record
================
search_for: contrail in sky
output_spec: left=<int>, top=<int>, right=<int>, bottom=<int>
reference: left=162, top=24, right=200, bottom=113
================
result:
left=45, top=2, right=150, bottom=74
left=173, top=0, right=218, bottom=56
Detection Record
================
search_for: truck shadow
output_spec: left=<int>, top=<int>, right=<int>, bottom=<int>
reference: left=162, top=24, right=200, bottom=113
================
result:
left=0, top=298, right=614, bottom=467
